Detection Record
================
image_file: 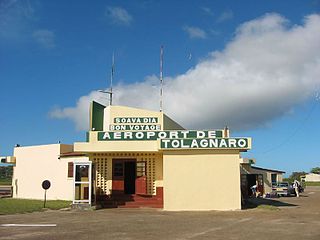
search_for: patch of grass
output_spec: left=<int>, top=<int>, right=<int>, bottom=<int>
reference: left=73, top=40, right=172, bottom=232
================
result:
left=0, top=199, right=71, bottom=215
left=305, top=182, right=320, bottom=186
left=0, top=178, right=12, bottom=185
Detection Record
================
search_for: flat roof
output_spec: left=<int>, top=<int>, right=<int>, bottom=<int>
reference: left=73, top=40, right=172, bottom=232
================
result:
left=59, top=152, right=87, bottom=158
left=251, top=165, right=285, bottom=174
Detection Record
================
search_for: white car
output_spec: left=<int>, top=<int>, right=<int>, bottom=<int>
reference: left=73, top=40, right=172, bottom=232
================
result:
left=272, top=182, right=295, bottom=197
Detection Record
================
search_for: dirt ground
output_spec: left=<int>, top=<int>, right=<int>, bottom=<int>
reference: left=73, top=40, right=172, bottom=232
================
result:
left=1, top=187, right=320, bottom=240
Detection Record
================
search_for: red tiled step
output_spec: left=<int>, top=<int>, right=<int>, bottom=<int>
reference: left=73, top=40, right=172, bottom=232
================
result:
left=97, top=194, right=163, bottom=209
left=119, top=204, right=163, bottom=209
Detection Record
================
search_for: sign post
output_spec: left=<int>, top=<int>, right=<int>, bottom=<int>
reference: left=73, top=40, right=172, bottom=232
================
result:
left=42, top=180, right=51, bottom=208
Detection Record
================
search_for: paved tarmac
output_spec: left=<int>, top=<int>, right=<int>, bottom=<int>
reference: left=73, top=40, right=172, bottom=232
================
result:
left=1, top=187, right=320, bottom=240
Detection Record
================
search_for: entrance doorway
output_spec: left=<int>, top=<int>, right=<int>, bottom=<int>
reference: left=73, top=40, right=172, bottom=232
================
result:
left=112, top=159, right=136, bottom=194
left=124, top=161, right=136, bottom=194
left=247, top=174, right=256, bottom=196
left=246, top=174, right=264, bottom=197
left=73, top=162, right=92, bottom=205
left=112, top=159, right=147, bottom=195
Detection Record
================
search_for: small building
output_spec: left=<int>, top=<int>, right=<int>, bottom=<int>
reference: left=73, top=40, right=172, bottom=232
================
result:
left=240, top=159, right=285, bottom=197
left=303, top=173, right=320, bottom=182
left=12, top=144, right=88, bottom=200
left=11, top=101, right=253, bottom=211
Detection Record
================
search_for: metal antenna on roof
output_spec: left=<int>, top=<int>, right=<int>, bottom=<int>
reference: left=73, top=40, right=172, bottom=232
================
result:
left=110, top=52, right=114, bottom=106
left=99, top=53, right=114, bottom=106
left=160, top=46, right=164, bottom=112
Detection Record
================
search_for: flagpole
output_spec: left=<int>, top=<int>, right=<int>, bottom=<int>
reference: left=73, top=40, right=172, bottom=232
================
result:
left=98, top=53, right=114, bottom=106
left=110, top=52, right=114, bottom=106
left=160, top=46, right=163, bottom=112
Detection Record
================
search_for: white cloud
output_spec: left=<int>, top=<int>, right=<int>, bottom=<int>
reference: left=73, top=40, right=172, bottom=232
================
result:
left=32, top=29, right=55, bottom=48
left=201, top=7, right=213, bottom=16
left=183, top=26, right=207, bottom=39
left=217, top=9, right=233, bottom=22
left=0, top=0, right=35, bottom=40
left=49, top=91, right=107, bottom=131
left=50, top=13, right=320, bottom=132
left=105, top=6, right=133, bottom=26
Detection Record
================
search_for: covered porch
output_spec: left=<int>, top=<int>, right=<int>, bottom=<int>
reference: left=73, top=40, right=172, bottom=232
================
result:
left=90, top=152, right=163, bottom=208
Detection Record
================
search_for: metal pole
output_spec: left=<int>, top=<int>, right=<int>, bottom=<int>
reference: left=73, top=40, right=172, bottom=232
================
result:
left=110, top=53, right=114, bottom=106
left=44, top=190, right=47, bottom=208
left=160, top=46, right=163, bottom=112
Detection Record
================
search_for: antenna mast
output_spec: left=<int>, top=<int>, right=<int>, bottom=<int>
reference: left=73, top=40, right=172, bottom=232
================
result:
left=160, top=46, right=164, bottom=112
left=98, top=53, right=114, bottom=106
left=109, top=52, right=114, bottom=106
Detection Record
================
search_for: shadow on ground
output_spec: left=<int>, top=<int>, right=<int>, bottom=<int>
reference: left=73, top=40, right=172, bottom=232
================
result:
left=242, top=197, right=298, bottom=209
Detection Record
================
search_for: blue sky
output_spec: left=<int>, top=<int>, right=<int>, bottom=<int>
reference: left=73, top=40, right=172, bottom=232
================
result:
left=1, top=0, right=320, bottom=176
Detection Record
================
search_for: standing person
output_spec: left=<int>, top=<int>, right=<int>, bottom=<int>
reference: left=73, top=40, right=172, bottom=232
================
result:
left=250, top=184, right=257, bottom=197
left=293, top=180, right=300, bottom=197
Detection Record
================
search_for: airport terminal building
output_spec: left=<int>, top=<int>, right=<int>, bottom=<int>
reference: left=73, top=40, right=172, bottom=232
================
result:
left=10, top=101, right=263, bottom=211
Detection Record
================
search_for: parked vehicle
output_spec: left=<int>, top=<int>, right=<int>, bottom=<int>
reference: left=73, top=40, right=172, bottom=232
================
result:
left=272, top=182, right=295, bottom=197
left=298, top=184, right=304, bottom=193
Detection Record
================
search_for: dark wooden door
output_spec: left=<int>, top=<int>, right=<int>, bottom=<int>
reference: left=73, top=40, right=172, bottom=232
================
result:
left=112, top=160, right=124, bottom=194
left=257, top=174, right=264, bottom=195
left=124, top=161, right=136, bottom=194
left=135, top=161, right=147, bottom=195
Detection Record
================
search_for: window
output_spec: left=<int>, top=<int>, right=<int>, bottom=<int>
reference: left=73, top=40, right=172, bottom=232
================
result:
left=113, top=162, right=124, bottom=177
left=75, top=165, right=89, bottom=182
left=68, top=162, right=74, bottom=178
left=271, top=174, right=277, bottom=186
left=136, top=161, right=146, bottom=177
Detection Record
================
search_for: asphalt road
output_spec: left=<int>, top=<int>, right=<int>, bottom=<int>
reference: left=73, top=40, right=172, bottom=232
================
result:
left=1, top=187, right=320, bottom=240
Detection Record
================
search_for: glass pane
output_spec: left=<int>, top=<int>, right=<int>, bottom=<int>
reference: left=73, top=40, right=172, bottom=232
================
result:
left=75, top=165, right=89, bottom=182
left=136, top=162, right=146, bottom=177
left=75, top=183, right=89, bottom=200
left=271, top=174, right=277, bottom=186
left=113, top=162, right=123, bottom=177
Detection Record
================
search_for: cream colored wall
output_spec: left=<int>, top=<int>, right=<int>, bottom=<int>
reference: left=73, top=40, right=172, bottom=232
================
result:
left=278, top=174, right=283, bottom=182
left=103, top=106, right=111, bottom=131
left=155, top=155, right=163, bottom=189
left=305, top=173, right=320, bottom=182
left=12, top=144, right=88, bottom=200
left=163, top=150, right=241, bottom=211
left=102, top=105, right=184, bottom=132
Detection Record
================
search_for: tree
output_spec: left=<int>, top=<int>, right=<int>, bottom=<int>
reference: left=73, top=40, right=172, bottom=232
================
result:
left=284, top=171, right=307, bottom=184
left=310, top=167, right=320, bottom=174
left=0, top=166, right=13, bottom=180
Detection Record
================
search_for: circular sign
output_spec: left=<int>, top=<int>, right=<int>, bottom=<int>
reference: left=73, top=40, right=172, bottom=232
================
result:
left=42, top=180, right=51, bottom=190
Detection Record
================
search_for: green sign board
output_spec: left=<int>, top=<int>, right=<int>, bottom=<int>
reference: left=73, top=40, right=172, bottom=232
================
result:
left=114, top=117, right=158, bottom=124
left=109, top=124, right=161, bottom=131
left=160, top=138, right=249, bottom=149
left=98, top=130, right=223, bottom=141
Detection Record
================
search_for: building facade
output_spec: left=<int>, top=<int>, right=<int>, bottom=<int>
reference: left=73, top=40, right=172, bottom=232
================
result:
left=240, top=159, right=284, bottom=197
left=11, top=101, right=254, bottom=211
left=303, top=173, right=320, bottom=182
